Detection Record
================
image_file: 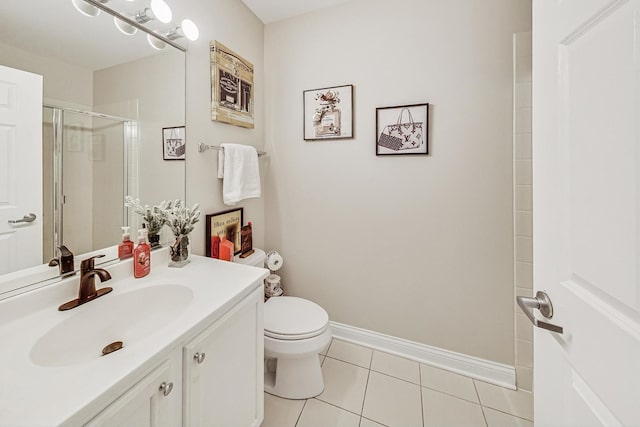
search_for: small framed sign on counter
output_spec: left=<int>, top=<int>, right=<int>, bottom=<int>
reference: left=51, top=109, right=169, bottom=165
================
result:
left=205, top=208, right=243, bottom=256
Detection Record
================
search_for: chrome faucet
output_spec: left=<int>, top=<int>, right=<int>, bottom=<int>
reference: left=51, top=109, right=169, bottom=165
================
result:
left=58, top=255, right=113, bottom=311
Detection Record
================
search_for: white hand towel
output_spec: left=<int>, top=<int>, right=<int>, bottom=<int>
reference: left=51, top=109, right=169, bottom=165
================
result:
left=220, top=143, right=261, bottom=205
left=217, top=150, right=225, bottom=179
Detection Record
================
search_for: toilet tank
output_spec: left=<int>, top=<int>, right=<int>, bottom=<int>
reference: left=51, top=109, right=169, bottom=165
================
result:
left=233, top=248, right=266, bottom=268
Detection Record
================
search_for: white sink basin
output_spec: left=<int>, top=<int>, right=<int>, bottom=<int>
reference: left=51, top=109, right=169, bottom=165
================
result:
left=30, top=284, right=193, bottom=367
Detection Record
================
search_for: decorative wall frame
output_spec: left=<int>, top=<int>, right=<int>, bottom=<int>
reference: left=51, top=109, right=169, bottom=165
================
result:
left=162, top=126, right=186, bottom=160
left=210, top=41, right=254, bottom=129
left=205, top=208, right=244, bottom=256
left=376, top=103, right=429, bottom=156
left=303, top=84, right=354, bottom=141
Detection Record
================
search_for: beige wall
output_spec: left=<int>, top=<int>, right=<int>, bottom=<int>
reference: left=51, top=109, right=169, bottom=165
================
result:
left=263, top=0, right=531, bottom=365
left=93, top=50, right=186, bottom=245
left=513, top=32, right=534, bottom=389
left=182, top=0, right=266, bottom=255
left=0, top=40, right=93, bottom=107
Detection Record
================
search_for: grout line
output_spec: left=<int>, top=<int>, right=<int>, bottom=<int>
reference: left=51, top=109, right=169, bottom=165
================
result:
left=360, top=417, right=389, bottom=427
left=359, top=366, right=372, bottom=416
left=481, top=405, right=535, bottom=423
left=472, top=379, right=483, bottom=404
left=369, top=367, right=421, bottom=386
left=323, top=354, right=372, bottom=370
left=361, top=415, right=390, bottom=427
left=321, top=338, right=334, bottom=356
left=421, top=384, right=481, bottom=406
left=474, top=380, right=489, bottom=427
left=313, top=397, right=362, bottom=418
left=419, top=379, right=425, bottom=427
left=294, top=399, right=308, bottom=427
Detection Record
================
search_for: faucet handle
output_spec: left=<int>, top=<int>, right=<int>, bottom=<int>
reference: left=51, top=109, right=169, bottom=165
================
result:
left=48, top=245, right=75, bottom=277
left=58, top=245, right=74, bottom=259
left=80, top=254, right=106, bottom=273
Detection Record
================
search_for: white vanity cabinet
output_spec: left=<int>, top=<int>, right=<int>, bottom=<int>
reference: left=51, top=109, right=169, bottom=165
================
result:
left=0, top=252, right=268, bottom=427
left=85, top=358, right=181, bottom=427
left=183, top=287, right=264, bottom=427
left=84, top=286, right=264, bottom=427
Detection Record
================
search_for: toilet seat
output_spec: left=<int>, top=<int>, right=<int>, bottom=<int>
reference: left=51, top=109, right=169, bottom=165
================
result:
left=264, top=323, right=329, bottom=340
left=264, top=297, right=329, bottom=341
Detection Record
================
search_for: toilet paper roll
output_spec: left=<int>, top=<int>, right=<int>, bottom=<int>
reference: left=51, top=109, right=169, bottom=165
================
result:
left=266, top=274, right=280, bottom=285
left=265, top=251, right=284, bottom=271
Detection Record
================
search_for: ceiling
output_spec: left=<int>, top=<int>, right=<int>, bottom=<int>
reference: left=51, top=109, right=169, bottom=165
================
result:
left=0, top=0, right=349, bottom=71
left=240, top=0, right=352, bottom=24
left=0, top=0, right=186, bottom=71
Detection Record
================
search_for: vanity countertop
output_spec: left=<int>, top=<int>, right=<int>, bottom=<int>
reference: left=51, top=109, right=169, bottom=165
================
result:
left=0, top=249, right=268, bottom=426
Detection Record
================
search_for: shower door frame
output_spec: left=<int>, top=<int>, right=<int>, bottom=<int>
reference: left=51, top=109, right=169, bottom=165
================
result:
left=43, top=105, right=136, bottom=258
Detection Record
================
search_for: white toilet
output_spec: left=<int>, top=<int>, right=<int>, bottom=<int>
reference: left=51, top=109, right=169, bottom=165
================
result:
left=235, top=249, right=331, bottom=399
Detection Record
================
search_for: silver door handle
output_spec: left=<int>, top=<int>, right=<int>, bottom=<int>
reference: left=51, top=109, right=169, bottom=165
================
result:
left=8, top=213, right=36, bottom=225
left=517, top=291, right=564, bottom=334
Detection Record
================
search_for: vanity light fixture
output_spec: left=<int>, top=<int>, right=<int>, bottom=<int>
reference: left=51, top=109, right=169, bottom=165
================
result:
left=114, top=16, right=138, bottom=35
left=71, top=0, right=108, bottom=17
left=135, top=0, right=173, bottom=24
left=166, top=19, right=200, bottom=41
left=73, top=0, right=196, bottom=52
left=147, top=33, right=166, bottom=50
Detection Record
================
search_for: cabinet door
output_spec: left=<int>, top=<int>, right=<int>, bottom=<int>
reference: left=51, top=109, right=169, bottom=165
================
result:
left=86, top=360, right=178, bottom=427
left=184, top=288, right=264, bottom=427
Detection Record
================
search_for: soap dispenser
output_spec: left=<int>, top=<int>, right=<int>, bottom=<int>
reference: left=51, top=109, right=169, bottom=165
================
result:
left=118, top=226, right=134, bottom=260
left=134, top=228, right=151, bottom=278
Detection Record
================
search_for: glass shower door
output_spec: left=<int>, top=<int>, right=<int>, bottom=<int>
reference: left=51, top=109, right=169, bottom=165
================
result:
left=42, top=106, right=131, bottom=262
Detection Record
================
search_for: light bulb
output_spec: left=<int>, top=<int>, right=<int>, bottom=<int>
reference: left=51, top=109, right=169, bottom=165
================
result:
left=71, top=0, right=100, bottom=17
left=181, top=19, right=199, bottom=41
left=114, top=17, right=138, bottom=35
left=150, top=0, right=172, bottom=23
left=147, top=34, right=166, bottom=50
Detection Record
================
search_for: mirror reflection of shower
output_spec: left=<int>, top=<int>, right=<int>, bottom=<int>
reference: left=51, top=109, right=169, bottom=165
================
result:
left=42, top=106, right=137, bottom=262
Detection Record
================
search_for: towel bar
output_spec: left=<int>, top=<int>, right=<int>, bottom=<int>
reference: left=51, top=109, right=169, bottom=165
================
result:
left=198, top=142, right=267, bottom=156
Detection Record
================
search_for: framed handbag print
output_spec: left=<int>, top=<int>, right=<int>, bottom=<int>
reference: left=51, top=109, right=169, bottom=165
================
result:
left=376, top=103, right=429, bottom=156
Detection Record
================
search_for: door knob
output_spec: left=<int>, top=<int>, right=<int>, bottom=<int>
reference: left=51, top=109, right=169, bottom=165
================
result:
left=516, top=291, right=564, bottom=334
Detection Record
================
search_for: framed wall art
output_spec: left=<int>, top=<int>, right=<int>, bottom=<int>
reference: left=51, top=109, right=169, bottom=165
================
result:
left=303, top=84, right=353, bottom=141
left=162, top=126, right=186, bottom=160
left=205, top=207, right=244, bottom=256
left=210, top=41, right=254, bottom=129
left=376, top=103, right=429, bottom=156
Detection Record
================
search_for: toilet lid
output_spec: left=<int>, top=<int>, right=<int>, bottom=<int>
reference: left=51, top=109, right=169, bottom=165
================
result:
left=264, top=297, right=329, bottom=340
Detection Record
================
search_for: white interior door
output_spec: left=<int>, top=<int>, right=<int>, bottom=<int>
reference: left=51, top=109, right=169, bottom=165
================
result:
left=0, top=65, right=43, bottom=274
left=533, top=0, right=640, bottom=425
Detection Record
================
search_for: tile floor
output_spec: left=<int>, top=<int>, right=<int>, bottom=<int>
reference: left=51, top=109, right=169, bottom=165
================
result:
left=263, top=339, right=533, bottom=427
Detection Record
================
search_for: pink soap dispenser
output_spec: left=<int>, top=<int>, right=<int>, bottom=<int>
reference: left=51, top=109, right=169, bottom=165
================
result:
left=134, top=228, right=151, bottom=278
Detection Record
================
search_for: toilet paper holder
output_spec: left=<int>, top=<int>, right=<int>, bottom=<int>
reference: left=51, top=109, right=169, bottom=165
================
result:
left=266, top=250, right=283, bottom=272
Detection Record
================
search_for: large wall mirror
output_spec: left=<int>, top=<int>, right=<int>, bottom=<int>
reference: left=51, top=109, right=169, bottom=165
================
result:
left=0, top=0, right=186, bottom=293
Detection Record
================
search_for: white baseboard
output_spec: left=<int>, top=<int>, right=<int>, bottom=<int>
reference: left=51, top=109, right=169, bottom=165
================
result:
left=329, top=321, right=516, bottom=390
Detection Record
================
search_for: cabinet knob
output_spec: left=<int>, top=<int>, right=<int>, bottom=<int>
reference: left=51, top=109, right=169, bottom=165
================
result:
left=159, top=381, right=174, bottom=396
left=194, top=352, right=206, bottom=364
